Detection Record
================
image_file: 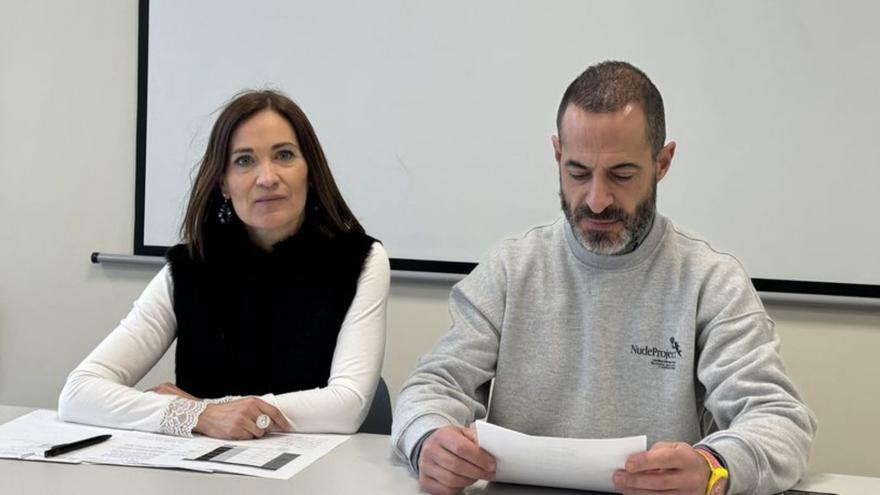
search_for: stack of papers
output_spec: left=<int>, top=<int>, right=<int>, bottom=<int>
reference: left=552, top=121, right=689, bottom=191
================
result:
left=475, top=420, right=646, bottom=493
left=0, top=410, right=349, bottom=479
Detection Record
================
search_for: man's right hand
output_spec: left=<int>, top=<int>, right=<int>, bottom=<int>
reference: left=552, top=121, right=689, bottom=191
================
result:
left=418, top=425, right=496, bottom=495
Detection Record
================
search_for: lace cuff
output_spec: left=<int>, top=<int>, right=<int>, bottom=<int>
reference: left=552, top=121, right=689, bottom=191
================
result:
left=204, top=396, right=240, bottom=405
left=158, top=397, right=207, bottom=437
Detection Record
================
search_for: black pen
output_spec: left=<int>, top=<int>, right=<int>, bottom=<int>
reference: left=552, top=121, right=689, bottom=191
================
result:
left=44, top=434, right=112, bottom=458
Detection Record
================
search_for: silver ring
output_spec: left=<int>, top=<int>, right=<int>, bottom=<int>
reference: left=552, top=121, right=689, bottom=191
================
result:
left=256, top=414, right=271, bottom=430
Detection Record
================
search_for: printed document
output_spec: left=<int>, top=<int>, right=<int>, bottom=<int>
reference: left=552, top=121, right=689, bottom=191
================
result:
left=0, top=409, right=349, bottom=479
left=475, top=420, right=646, bottom=493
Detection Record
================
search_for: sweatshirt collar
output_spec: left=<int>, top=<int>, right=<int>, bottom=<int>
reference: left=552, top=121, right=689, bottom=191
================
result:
left=563, top=212, right=668, bottom=270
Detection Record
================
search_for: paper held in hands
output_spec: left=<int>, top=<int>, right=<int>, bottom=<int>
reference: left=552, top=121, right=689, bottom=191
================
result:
left=475, top=420, right=646, bottom=493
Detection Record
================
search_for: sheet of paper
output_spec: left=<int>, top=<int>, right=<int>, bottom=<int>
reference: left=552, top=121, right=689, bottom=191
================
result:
left=83, top=430, right=212, bottom=470
left=151, top=431, right=350, bottom=479
left=475, top=420, right=646, bottom=493
left=0, top=409, right=349, bottom=479
left=0, top=409, right=117, bottom=463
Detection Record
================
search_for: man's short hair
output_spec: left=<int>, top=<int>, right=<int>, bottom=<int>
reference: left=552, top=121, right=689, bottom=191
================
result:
left=556, top=61, right=666, bottom=157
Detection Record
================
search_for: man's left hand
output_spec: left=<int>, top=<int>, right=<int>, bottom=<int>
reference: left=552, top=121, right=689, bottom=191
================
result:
left=612, top=441, right=711, bottom=495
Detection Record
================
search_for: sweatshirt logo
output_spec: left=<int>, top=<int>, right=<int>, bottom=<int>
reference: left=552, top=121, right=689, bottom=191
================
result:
left=630, top=336, right=682, bottom=370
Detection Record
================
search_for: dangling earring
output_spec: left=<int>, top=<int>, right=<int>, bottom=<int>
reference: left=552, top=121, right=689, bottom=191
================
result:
left=218, top=197, right=233, bottom=224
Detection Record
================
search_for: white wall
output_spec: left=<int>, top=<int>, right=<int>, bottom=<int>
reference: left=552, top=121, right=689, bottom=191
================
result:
left=0, top=0, right=877, bottom=477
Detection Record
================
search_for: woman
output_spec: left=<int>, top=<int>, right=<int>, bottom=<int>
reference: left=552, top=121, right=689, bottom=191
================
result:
left=59, top=90, right=390, bottom=439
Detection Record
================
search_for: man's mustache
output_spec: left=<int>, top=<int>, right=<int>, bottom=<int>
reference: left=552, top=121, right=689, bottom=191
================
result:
left=572, top=205, right=628, bottom=222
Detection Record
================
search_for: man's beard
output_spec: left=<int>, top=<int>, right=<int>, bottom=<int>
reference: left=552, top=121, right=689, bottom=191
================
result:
left=560, top=182, right=657, bottom=255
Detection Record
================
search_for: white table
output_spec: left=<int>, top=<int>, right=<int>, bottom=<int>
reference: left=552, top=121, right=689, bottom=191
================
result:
left=0, top=406, right=873, bottom=494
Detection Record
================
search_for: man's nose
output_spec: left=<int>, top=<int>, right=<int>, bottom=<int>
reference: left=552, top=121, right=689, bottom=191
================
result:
left=585, top=176, right=613, bottom=213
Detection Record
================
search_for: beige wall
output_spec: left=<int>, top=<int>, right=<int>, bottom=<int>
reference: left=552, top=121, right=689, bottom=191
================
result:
left=1, top=0, right=877, bottom=477
left=771, top=301, right=880, bottom=476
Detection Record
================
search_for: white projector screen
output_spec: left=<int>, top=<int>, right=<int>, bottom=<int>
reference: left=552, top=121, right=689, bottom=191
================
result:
left=136, top=0, right=880, bottom=297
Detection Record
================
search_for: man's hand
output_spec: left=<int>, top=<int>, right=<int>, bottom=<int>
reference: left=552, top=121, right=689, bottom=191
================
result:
left=194, top=397, right=291, bottom=440
left=147, top=382, right=198, bottom=400
left=612, top=441, right=711, bottom=495
left=417, top=425, right=496, bottom=495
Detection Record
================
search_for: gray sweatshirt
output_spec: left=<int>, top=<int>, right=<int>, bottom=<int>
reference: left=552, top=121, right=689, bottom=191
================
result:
left=391, top=214, right=816, bottom=495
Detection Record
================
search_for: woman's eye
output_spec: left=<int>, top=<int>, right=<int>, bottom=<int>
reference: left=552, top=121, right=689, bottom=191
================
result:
left=276, top=149, right=295, bottom=161
left=233, top=155, right=253, bottom=167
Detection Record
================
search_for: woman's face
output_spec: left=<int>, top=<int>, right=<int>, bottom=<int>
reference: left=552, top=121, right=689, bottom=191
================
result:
left=221, top=109, right=309, bottom=250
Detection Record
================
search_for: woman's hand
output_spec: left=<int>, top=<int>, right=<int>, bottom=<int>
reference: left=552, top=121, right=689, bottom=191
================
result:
left=147, top=382, right=199, bottom=400
left=194, top=397, right=292, bottom=440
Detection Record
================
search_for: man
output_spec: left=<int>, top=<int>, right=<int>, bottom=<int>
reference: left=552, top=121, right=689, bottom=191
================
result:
left=391, top=61, right=816, bottom=495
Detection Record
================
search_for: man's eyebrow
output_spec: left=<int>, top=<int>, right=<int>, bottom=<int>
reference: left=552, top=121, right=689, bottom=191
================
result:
left=564, top=161, right=641, bottom=171
left=609, top=162, right=640, bottom=171
left=564, top=160, right=590, bottom=170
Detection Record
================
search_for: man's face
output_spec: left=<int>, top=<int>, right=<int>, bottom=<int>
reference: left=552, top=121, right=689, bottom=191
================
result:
left=553, top=103, right=674, bottom=255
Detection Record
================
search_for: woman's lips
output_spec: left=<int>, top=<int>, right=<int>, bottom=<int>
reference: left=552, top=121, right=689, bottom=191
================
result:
left=254, top=195, right=285, bottom=204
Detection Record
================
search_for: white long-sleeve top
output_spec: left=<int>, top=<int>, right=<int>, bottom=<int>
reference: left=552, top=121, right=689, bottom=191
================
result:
left=59, top=242, right=389, bottom=435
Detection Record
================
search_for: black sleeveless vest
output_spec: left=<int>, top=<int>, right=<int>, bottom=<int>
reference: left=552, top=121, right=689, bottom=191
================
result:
left=166, top=221, right=375, bottom=399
